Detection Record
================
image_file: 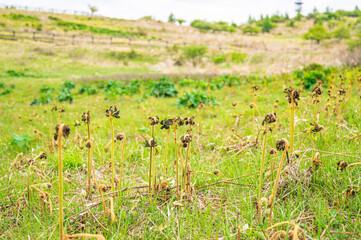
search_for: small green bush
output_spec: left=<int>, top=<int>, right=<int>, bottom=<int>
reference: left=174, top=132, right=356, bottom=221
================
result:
left=303, top=25, right=330, bottom=44
left=150, top=77, right=178, bottom=98
left=11, top=134, right=31, bottom=149
left=79, top=85, right=98, bottom=95
left=183, top=45, right=208, bottom=66
left=242, top=25, right=260, bottom=35
left=212, top=55, right=227, bottom=64
left=333, top=24, right=351, bottom=39
left=260, top=16, right=277, bottom=33
left=177, top=90, right=218, bottom=108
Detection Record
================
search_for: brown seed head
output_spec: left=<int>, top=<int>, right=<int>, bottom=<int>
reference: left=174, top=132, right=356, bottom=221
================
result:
left=310, top=122, right=325, bottom=133
left=252, top=85, right=260, bottom=91
left=145, top=138, right=157, bottom=148
left=116, top=133, right=125, bottom=141
left=81, top=110, right=91, bottom=124
left=276, top=138, right=289, bottom=151
left=161, top=181, right=168, bottom=189
left=284, top=87, right=300, bottom=106
left=337, top=161, right=348, bottom=171
left=312, top=86, right=323, bottom=98
left=148, top=116, right=159, bottom=125
left=54, top=124, right=71, bottom=140
left=105, top=106, right=120, bottom=118
left=181, top=134, right=192, bottom=144
left=99, top=185, right=111, bottom=193
left=313, top=152, right=322, bottom=167
left=39, top=152, right=47, bottom=159
left=85, top=140, right=92, bottom=148
left=27, top=159, right=35, bottom=166
left=262, top=112, right=277, bottom=126
left=184, top=116, right=195, bottom=126
left=214, top=169, right=220, bottom=176
left=338, top=88, right=346, bottom=96
left=269, top=148, right=278, bottom=155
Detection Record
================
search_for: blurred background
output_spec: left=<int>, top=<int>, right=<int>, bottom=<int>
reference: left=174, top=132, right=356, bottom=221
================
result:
left=0, top=0, right=360, bottom=77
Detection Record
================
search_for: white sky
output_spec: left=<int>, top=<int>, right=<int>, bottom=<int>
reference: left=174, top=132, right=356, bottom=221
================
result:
left=2, top=0, right=360, bottom=24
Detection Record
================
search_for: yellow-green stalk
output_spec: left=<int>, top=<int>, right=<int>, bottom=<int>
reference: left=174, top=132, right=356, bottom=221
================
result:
left=164, top=128, right=170, bottom=176
left=268, top=139, right=289, bottom=223
left=86, top=140, right=93, bottom=198
left=148, top=125, right=155, bottom=194
left=173, top=121, right=179, bottom=199
left=105, top=106, right=120, bottom=192
left=289, top=93, right=295, bottom=153
left=258, top=113, right=277, bottom=202
left=119, top=134, right=126, bottom=191
left=258, top=123, right=268, bottom=201
left=57, top=124, right=65, bottom=240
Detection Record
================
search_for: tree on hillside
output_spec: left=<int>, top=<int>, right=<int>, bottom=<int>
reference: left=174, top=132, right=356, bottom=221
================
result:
left=183, top=45, right=208, bottom=66
left=261, top=16, right=276, bottom=33
left=168, top=13, right=176, bottom=23
left=333, top=24, right=350, bottom=39
left=295, top=12, right=303, bottom=21
left=88, top=5, right=98, bottom=16
left=177, top=19, right=186, bottom=25
left=248, top=15, right=255, bottom=24
left=304, top=25, right=329, bottom=44
left=313, top=7, right=319, bottom=15
left=242, top=24, right=261, bottom=35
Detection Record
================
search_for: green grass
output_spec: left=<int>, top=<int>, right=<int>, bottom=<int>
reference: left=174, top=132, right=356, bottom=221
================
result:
left=1, top=62, right=361, bottom=239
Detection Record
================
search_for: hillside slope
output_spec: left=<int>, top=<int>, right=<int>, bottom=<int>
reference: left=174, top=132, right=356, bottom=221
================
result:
left=0, top=7, right=355, bottom=76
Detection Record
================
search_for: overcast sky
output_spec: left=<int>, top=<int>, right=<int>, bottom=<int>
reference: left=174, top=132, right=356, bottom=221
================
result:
left=2, top=0, right=360, bottom=24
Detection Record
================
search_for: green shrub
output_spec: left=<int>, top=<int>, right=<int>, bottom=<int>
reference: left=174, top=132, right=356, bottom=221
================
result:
left=333, top=24, right=350, bottom=39
left=57, top=81, right=75, bottom=103
left=179, top=78, right=194, bottom=87
left=61, top=81, right=75, bottom=91
left=6, top=13, right=39, bottom=21
left=0, top=88, right=12, bottom=96
left=212, top=55, right=227, bottom=64
left=287, top=20, right=295, bottom=27
left=190, top=20, right=236, bottom=32
left=55, top=20, right=142, bottom=37
left=261, top=16, right=277, bottom=33
left=126, top=80, right=141, bottom=95
left=183, top=45, right=208, bottom=66
left=150, top=77, right=178, bottom=98
left=303, top=25, right=330, bottom=44
left=108, top=49, right=156, bottom=63
left=295, top=12, right=303, bottom=21
left=177, top=90, right=218, bottom=108
left=210, top=78, right=224, bottom=90
left=242, top=24, right=260, bottom=34
left=57, top=88, right=74, bottom=103
left=6, top=70, right=27, bottom=77
left=40, top=84, right=54, bottom=93
left=231, top=52, right=248, bottom=63
left=78, top=85, right=98, bottom=95
left=11, top=134, right=31, bottom=149
left=194, top=80, right=209, bottom=90
left=31, top=93, right=53, bottom=106
left=302, top=70, right=326, bottom=90
left=270, top=14, right=287, bottom=23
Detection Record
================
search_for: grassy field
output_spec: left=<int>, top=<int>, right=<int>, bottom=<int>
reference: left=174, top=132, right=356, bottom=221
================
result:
left=1, top=61, right=361, bottom=239
left=1, top=6, right=361, bottom=240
